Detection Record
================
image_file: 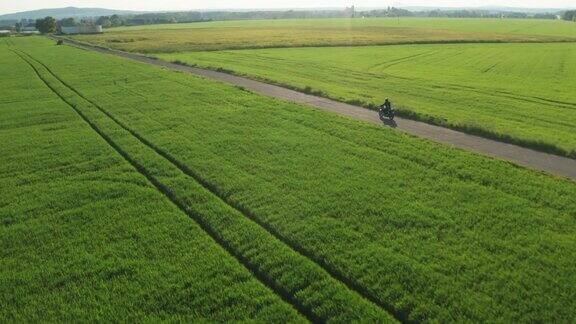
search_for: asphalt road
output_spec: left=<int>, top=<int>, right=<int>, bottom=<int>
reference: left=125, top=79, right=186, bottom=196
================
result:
left=60, top=38, right=576, bottom=181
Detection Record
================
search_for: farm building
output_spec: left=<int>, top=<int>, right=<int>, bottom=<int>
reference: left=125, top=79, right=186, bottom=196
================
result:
left=21, top=26, right=38, bottom=33
left=19, top=25, right=39, bottom=35
left=60, top=25, right=103, bottom=35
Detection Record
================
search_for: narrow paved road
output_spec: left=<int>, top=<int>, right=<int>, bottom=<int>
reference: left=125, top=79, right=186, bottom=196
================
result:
left=62, top=38, right=576, bottom=181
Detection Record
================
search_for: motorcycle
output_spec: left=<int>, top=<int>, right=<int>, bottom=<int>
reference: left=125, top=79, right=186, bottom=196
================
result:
left=378, top=106, right=395, bottom=121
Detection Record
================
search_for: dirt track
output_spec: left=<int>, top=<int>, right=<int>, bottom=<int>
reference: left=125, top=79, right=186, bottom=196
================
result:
left=61, top=38, right=576, bottom=181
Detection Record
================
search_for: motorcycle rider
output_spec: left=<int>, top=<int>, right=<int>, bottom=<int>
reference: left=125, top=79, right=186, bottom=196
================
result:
left=382, top=98, right=392, bottom=113
left=378, top=98, right=395, bottom=121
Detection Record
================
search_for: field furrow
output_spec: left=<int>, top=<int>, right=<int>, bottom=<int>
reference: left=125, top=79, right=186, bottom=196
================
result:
left=4, top=36, right=576, bottom=323
left=21, top=48, right=422, bottom=320
left=1, top=41, right=306, bottom=323
left=13, top=47, right=398, bottom=323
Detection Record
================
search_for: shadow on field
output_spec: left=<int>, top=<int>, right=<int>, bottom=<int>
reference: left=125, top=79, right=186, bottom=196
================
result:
left=381, top=119, right=398, bottom=128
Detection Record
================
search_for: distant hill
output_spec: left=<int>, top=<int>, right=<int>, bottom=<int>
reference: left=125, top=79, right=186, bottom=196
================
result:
left=399, top=6, right=570, bottom=14
left=0, top=7, right=146, bottom=20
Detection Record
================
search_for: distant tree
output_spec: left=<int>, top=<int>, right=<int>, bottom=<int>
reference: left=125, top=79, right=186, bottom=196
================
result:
left=110, top=14, right=124, bottom=27
left=15, top=22, right=22, bottom=32
left=35, top=16, right=57, bottom=33
left=59, top=17, right=76, bottom=27
left=533, top=13, right=557, bottom=20
left=34, top=19, right=43, bottom=31
left=361, top=7, right=413, bottom=18
left=96, top=16, right=112, bottom=28
left=563, top=10, right=576, bottom=21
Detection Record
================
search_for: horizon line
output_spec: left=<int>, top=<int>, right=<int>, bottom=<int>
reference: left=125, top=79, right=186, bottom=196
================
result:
left=2, top=4, right=575, bottom=17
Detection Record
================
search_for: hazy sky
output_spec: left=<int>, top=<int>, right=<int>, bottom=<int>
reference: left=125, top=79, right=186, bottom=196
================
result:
left=1, top=0, right=574, bottom=15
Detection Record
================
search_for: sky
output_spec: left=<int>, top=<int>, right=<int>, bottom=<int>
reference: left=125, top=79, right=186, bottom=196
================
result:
left=1, top=0, right=574, bottom=15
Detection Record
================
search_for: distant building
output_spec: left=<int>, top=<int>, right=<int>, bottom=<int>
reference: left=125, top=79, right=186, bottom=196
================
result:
left=60, top=25, right=103, bottom=35
left=20, top=19, right=34, bottom=25
left=345, top=6, right=356, bottom=18
left=21, top=26, right=38, bottom=32
left=0, top=30, right=12, bottom=37
left=20, top=25, right=40, bottom=35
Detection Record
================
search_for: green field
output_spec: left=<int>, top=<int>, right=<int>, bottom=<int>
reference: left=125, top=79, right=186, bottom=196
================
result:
left=72, top=18, right=576, bottom=53
left=2, top=36, right=576, bottom=322
left=0, top=37, right=395, bottom=323
left=159, top=42, right=576, bottom=156
left=72, top=17, right=576, bottom=155
left=108, top=17, right=576, bottom=37
left=0, top=38, right=304, bottom=322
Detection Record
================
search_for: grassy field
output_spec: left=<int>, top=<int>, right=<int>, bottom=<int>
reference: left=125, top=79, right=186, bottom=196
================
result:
left=159, top=42, right=576, bottom=156
left=0, top=37, right=397, bottom=323
left=72, top=18, right=576, bottom=53
left=0, top=39, right=305, bottom=322
left=3, top=36, right=575, bottom=322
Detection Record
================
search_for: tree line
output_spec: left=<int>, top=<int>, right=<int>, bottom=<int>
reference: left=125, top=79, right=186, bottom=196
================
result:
left=94, top=10, right=360, bottom=27
left=16, top=8, right=576, bottom=34
left=17, top=16, right=95, bottom=33
left=93, top=8, right=574, bottom=28
left=564, top=10, right=576, bottom=21
left=35, top=17, right=56, bottom=33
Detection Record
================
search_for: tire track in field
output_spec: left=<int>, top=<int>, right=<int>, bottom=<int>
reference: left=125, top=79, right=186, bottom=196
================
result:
left=233, top=50, right=576, bottom=113
left=96, top=73, right=569, bottom=233
left=368, top=50, right=439, bottom=71
left=16, top=47, right=412, bottom=323
left=14, top=49, right=406, bottom=323
left=212, top=45, right=576, bottom=111
left=10, top=49, right=320, bottom=324
left=324, top=60, right=576, bottom=111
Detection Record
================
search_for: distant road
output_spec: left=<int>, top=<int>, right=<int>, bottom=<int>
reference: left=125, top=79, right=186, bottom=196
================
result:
left=59, top=37, right=576, bottom=181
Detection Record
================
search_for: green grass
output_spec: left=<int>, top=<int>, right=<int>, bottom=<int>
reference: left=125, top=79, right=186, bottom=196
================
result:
left=0, top=38, right=305, bottom=322
left=1, top=36, right=399, bottom=323
left=72, top=18, right=576, bottom=53
left=158, top=42, right=576, bottom=156
left=3, top=36, right=575, bottom=322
